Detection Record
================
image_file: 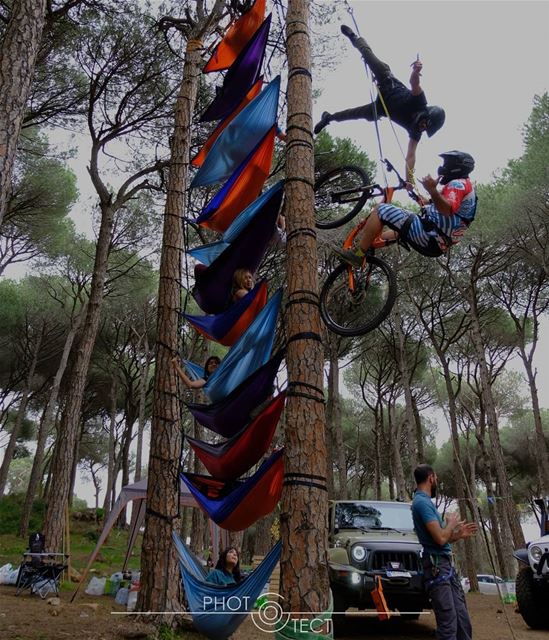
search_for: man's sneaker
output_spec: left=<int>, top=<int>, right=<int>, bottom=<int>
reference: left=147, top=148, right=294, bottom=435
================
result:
left=314, top=111, right=331, bottom=135
left=340, top=24, right=358, bottom=44
left=332, top=245, right=365, bottom=268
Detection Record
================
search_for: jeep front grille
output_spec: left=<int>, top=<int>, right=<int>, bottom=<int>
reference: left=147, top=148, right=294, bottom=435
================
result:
left=370, top=550, right=420, bottom=572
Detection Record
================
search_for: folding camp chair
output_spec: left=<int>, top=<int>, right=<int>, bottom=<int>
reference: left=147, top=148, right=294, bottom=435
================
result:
left=15, top=533, right=69, bottom=599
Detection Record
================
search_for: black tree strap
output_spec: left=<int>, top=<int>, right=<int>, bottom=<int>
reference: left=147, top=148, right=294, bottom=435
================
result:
left=289, top=288, right=319, bottom=299
left=285, top=176, right=315, bottom=189
left=286, top=124, right=313, bottom=137
left=285, top=296, right=319, bottom=309
left=288, top=67, right=313, bottom=81
left=287, top=331, right=322, bottom=344
left=283, top=472, right=328, bottom=492
left=287, top=111, right=313, bottom=121
left=286, top=29, right=309, bottom=43
left=146, top=506, right=178, bottom=522
left=287, top=380, right=325, bottom=396
left=286, top=227, right=317, bottom=242
left=285, top=472, right=327, bottom=482
left=286, top=390, right=325, bottom=404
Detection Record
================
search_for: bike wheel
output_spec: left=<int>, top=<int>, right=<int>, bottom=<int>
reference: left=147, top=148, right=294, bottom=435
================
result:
left=320, top=256, right=397, bottom=337
left=314, top=165, right=371, bottom=229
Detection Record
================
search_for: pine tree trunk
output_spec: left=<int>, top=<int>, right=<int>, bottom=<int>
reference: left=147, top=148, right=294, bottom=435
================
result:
left=373, top=408, right=382, bottom=500
left=0, top=324, right=43, bottom=496
left=327, top=347, right=346, bottom=499
left=43, top=202, right=115, bottom=551
left=0, top=0, right=47, bottom=226
left=102, top=375, right=118, bottom=517
left=279, top=0, right=330, bottom=618
left=388, top=404, right=407, bottom=500
left=467, top=293, right=525, bottom=549
left=393, top=305, right=418, bottom=468
left=134, top=337, right=151, bottom=482
left=138, top=2, right=227, bottom=610
left=438, top=357, right=478, bottom=591
left=411, top=394, right=424, bottom=462
left=519, top=346, right=549, bottom=494
left=19, top=312, right=83, bottom=537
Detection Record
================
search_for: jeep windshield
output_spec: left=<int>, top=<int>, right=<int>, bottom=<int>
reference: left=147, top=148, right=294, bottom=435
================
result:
left=335, top=502, right=414, bottom=532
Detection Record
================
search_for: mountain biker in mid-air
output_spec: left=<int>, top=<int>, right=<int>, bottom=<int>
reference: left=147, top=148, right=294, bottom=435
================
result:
left=332, top=151, right=477, bottom=265
left=314, top=25, right=445, bottom=184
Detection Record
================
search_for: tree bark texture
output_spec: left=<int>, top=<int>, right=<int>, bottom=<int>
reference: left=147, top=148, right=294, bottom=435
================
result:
left=279, top=0, right=330, bottom=617
left=103, top=376, right=118, bottom=517
left=138, top=0, right=227, bottom=609
left=43, top=202, right=115, bottom=551
left=0, top=324, right=43, bottom=496
left=0, top=0, right=47, bottom=226
left=19, top=312, right=83, bottom=537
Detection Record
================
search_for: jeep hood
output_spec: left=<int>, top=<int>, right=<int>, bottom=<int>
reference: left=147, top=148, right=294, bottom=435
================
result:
left=335, top=529, right=420, bottom=545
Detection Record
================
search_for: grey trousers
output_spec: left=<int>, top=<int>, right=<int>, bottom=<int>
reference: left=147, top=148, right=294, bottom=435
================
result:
left=423, top=555, right=472, bottom=640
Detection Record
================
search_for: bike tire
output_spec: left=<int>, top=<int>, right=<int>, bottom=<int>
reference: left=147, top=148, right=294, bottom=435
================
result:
left=314, top=165, right=371, bottom=229
left=320, top=256, right=397, bottom=337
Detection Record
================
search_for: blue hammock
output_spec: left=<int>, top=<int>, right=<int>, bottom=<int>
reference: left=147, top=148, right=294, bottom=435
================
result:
left=189, top=182, right=283, bottom=266
left=173, top=532, right=281, bottom=640
left=188, top=289, right=281, bottom=403
left=191, top=76, right=280, bottom=188
left=185, top=350, right=285, bottom=438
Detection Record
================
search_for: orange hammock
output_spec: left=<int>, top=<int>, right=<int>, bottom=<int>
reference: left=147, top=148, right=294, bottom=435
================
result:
left=196, top=127, right=276, bottom=233
left=203, top=0, right=267, bottom=73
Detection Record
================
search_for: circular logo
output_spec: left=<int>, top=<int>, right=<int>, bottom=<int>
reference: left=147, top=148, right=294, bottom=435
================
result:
left=251, top=593, right=290, bottom=634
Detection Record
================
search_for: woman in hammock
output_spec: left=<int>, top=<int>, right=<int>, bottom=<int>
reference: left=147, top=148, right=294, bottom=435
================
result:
left=206, top=547, right=243, bottom=586
left=230, top=268, right=255, bottom=302
left=172, top=355, right=221, bottom=389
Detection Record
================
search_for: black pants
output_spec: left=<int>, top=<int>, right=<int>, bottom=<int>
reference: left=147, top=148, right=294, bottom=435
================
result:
left=423, top=555, right=472, bottom=640
left=329, top=40, right=405, bottom=123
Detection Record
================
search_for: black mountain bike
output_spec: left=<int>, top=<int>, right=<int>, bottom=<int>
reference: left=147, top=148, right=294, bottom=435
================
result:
left=315, top=159, right=422, bottom=337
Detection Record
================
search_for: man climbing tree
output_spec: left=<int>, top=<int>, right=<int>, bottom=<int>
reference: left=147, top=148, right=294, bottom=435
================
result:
left=314, top=25, right=445, bottom=183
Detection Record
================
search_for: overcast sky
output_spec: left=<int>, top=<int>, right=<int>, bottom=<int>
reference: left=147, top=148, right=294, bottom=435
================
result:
left=313, top=0, right=549, bottom=184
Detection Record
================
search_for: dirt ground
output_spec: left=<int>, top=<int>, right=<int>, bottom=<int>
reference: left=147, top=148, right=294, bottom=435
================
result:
left=0, top=585, right=547, bottom=640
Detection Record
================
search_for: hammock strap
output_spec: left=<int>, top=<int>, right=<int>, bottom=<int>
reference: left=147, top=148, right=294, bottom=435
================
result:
left=286, top=227, right=317, bottom=242
left=287, top=331, right=322, bottom=344
left=288, top=67, right=313, bottom=81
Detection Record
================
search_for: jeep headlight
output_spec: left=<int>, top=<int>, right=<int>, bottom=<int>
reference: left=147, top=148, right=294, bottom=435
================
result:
left=529, top=545, right=543, bottom=563
left=351, top=545, right=366, bottom=562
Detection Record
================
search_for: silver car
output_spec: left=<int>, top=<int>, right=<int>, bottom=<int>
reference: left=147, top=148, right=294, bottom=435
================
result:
left=461, top=574, right=507, bottom=595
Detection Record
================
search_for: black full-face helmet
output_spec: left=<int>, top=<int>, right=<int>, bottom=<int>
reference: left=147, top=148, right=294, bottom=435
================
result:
left=437, top=150, right=475, bottom=184
left=415, top=106, right=446, bottom=137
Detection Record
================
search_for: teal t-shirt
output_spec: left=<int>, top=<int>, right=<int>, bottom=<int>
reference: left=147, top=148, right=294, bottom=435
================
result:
left=411, top=490, right=451, bottom=556
left=205, top=568, right=236, bottom=586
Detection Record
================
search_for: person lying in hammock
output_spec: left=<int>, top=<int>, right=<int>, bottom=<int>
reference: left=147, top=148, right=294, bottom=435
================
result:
left=172, top=355, right=220, bottom=389
left=332, top=151, right=476, bottom=264
left=206, top=546, right=243, bottom=585
left=314, top=25, right=445, bottom=183
left=230, top=268, right=255, bottom=302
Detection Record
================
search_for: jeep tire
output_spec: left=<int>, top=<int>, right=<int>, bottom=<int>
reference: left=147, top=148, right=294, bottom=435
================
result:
left=516, top=566, right=549, bottom=630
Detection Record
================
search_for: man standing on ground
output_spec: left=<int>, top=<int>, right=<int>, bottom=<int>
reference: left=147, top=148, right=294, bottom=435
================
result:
left=412, top=464, right=478, bottom=640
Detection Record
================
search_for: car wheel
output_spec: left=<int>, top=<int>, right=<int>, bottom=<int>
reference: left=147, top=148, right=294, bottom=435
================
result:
left=332, top=591, right=347, bottom=633
left=516, top=566, right=549, bottom=630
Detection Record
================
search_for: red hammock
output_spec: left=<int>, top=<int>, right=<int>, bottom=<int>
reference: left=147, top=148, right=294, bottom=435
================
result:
left=186, top=393, right=285, bottom=481
left=192, top=78, right=263, bottom=168
left=203, top=0, right=267, bottom=73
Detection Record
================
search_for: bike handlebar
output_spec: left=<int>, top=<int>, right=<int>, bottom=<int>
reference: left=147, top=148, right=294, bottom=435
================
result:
left=382, top=158, right=422, bottom=204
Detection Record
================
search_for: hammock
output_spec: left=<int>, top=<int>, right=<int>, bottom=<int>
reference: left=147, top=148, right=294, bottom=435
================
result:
left=183, top=280, right=267, bottom=347
left=192, top=183, right=283, bottom=314
left=191, top=76, right=280, bottom=188
left=186, top=392, right=286, bottom=480
left=173, top=532, right=281, bottom=640
left=190, top=180, right=283, bottom=267
left=185, top=350, right=284, bottom=438
left=192, top=78, right=263, bottom=168
left=180, top=448, right=284, bottom=530
left=203, top=0, right=267, bottom=73
left=200, top=15, right=271, bottom=123
left=194, top=127, right=276, bottom=233
left=195, top=289, right=282, bottom=403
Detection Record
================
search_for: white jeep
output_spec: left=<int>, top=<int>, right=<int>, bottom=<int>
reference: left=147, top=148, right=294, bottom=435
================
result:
left=513, top=498, right=549, bottom=630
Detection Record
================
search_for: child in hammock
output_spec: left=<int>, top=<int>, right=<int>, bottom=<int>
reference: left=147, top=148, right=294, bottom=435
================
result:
left=171, top=355, right=220, bottom=389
